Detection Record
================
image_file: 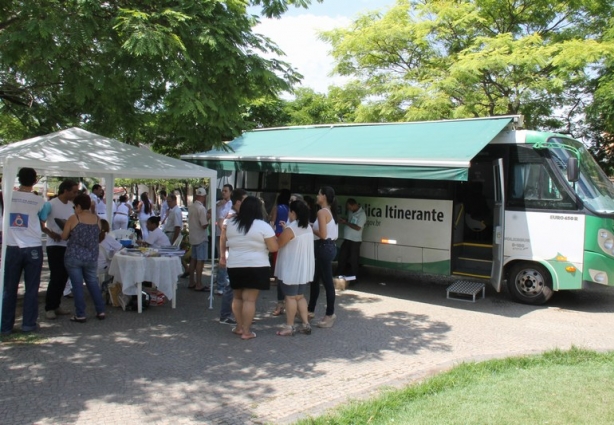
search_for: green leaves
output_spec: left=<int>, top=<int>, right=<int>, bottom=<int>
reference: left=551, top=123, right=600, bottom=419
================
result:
left=321, top=0, right=614, bottom=130
left=0, top=0, right=307, bottom=151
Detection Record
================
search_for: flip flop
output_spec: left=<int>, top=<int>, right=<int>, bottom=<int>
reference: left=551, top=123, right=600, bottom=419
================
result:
left=241, top=331, right=256, bottom=340
left=231, top=326, right=243, bottom=336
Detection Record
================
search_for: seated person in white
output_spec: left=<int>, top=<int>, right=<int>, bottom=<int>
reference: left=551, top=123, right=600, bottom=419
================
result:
left=136, top=216, right=171, bottom=247
left=99, top=219, right=122, bottom=273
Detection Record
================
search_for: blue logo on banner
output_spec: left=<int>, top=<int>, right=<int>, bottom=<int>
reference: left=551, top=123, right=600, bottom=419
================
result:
left=10, top=213, right=28, bottom=228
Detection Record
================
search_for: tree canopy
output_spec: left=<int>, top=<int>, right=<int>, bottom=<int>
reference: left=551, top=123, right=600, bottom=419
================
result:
left=320, top=0, right=614, bottom=131
left=0, top=0, right=321, bottom=153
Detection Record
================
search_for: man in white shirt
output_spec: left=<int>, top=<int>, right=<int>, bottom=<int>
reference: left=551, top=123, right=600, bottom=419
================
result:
left=42, top=179, right=80, bottom=319
left=162, top=194, right=182, bottom=244
left=214, top=184, right=233, bottom=295
left=336, top=198, right=367, bottom=283
left=219, top=188, right=246, bottom=325
left=187, top=188, right=209, bottom=291
left=2, top=168, right=51, bottom=334
left=89, top=184, right=107, bottom=220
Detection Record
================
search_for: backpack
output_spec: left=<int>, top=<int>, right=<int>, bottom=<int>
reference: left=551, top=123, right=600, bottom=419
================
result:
left=125, top=291, right=151, bottom=311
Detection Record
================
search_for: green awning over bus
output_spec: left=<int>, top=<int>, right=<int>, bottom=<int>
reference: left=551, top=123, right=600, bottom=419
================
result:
left=181, top=117, right=515, bottom=181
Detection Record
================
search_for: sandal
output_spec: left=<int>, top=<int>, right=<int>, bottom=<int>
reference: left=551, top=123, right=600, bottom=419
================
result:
left=231, top=326, right=243, bottom=336
left=241, top=331, right=257, bottom=340
left=70, top=316, right=87, bottom=323
left=272, top=303, right=285, bottom=316
left=297, top=324, right=311, bottom=335
left=276, top=325, right=295, bottom=337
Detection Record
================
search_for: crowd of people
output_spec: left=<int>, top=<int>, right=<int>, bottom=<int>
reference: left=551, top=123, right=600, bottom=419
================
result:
left=1, top=169, right=368, bottom=340
left=1, top=170, right=183, bottom=334
left=215, top=183, right=366, bottom=339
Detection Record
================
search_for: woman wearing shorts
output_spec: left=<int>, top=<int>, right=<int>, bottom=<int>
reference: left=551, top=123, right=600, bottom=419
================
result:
left=274, top=200, right=315, bottom=336
left=220, top=196, right=278, bottom=340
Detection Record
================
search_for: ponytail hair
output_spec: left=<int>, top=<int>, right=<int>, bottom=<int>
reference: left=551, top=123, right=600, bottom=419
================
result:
left=289, top=200, right=310, bottom=228
left=141, top=193, right=151, bottom=214
left=319, top=186, right=338, bottom=224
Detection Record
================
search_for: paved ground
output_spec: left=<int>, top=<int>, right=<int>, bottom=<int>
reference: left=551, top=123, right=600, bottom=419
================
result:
left=1, top=263, right=614, bottom=425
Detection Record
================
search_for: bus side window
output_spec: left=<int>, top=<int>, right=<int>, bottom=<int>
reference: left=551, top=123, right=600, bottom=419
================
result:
left=509, top=163, right=574, bottom=209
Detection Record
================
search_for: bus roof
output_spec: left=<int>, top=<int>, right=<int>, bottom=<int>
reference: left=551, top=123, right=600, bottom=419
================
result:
left=182, top=116, right=527, bottom=181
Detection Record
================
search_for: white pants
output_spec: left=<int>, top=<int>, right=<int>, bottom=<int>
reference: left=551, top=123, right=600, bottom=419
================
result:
left=113, top=214, right=129, bottom=230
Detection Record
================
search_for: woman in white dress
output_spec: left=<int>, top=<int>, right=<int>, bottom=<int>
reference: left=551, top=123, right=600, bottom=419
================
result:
left=274, top=200, right=315, bottom=336
left=112, top=195, right=132, bottom=230
left=136, top=192, right=153, bottom=239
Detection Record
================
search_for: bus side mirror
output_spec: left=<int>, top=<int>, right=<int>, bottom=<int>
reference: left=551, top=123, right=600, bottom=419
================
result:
left=567, top=157, right=579, bottom=183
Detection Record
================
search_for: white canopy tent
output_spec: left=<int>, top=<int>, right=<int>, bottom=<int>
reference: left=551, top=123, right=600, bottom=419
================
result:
left=0, top=127, right=218, bottom=320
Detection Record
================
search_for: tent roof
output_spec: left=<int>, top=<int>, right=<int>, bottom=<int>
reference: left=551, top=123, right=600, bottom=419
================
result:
left=181, top=116, right=517, bottom=181
left=0, top=127, right=216, bottom=180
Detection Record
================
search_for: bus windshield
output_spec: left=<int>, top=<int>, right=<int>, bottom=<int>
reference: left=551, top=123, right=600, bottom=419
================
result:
left=549, top=137, right=614, bottom=214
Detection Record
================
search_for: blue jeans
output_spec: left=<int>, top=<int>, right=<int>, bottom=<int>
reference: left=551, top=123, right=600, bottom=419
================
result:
left=308, top=241, right=337, bottom=316
left=2, top=246, right=43, bottom=333
left=64, top=257, right=105, bottom=318
left=45, top=246, right=69, bottom=312
left=219, top=277, right=234, bottom=320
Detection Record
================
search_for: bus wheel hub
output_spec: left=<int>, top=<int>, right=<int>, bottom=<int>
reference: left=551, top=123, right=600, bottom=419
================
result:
left=516, top=269, right=544, bottom=296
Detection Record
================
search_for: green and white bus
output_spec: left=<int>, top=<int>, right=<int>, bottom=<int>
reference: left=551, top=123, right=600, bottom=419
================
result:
left=182, top=116, right=614, bottom=305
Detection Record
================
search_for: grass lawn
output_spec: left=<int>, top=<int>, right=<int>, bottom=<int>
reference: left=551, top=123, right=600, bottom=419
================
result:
left=295, top=347, right=614, bottom=425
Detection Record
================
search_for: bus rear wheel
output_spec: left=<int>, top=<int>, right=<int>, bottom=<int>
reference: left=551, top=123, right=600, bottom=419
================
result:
left=507, top=262, right=553, bottom=305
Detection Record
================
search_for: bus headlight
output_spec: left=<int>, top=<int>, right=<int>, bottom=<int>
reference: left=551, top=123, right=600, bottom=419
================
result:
left=589, top=269, right=608, bottom=285
left=597, top=229, right=614, bottom=257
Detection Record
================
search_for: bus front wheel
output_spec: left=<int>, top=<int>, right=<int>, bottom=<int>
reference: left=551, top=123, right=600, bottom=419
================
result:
left=507, top=262, right=553, bottom=305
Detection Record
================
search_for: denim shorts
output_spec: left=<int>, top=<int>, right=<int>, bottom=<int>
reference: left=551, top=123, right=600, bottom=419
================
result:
left=191, top=241, right=208, bottom=261
left=279, top=281, right=308, bottom=297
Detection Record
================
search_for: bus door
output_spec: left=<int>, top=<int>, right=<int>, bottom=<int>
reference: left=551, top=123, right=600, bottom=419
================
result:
left=491, top=158, right=505, bottom=291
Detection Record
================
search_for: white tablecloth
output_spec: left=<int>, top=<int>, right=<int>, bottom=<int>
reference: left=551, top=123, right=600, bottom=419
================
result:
left=108, top=253, right=182, bottom=300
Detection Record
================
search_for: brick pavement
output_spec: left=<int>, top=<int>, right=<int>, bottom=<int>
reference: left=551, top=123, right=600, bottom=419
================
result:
left=1, top=265, right=614, bottom=425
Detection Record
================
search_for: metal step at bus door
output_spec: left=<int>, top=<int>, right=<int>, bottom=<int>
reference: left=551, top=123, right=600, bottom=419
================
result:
left=452, top=242, right=493, bottom=279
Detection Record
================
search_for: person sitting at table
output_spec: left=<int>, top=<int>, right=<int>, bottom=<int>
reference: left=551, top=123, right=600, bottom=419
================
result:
left=99, top=219, right=122, bottom=273
left=136, top=216, right=170, bottom=247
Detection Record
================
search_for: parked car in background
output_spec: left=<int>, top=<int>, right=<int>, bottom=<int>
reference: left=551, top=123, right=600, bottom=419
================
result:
left=180, top=206, right=188, bottom=222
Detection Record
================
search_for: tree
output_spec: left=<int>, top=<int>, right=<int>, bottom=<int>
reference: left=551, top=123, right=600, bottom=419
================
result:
left=0, top=0, right=321, bottom=152
left=283, top=85, right=363, bottom=125
left=320, top=0, right=614, bottom=130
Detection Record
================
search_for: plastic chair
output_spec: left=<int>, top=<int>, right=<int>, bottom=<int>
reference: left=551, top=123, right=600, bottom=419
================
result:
left=111, top=228, right=135, bottom=241
left=98, top=245, right=115, bottom=303
left=172, top=233, right=184, bottom=248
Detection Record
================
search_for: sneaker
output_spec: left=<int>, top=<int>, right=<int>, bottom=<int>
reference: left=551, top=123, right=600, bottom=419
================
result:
left=316, top=314, right=336, bottom=328
left=45, top=310, right=57, bottom=320
left=219, top=317, right=237, bottom=325
left=55, top=307, right=71, bottom=315
left=215, top=290, right=224, bottom=296
left=21, top=324, right=40, bottom=333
